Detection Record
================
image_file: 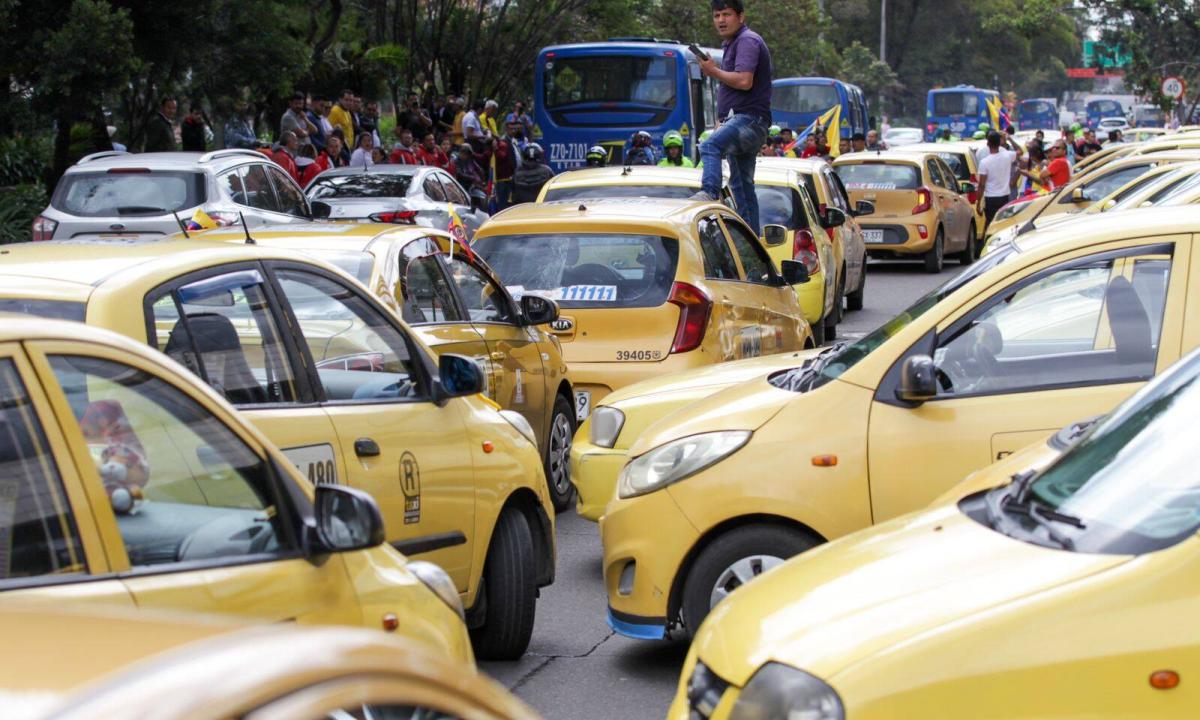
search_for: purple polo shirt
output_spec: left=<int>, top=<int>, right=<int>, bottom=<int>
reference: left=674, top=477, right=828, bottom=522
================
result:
left=716, top=25, right=773, bottom=123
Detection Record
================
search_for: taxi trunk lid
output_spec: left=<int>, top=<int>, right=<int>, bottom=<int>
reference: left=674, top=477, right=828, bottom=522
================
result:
left=550, top=303, right=679, bottom=363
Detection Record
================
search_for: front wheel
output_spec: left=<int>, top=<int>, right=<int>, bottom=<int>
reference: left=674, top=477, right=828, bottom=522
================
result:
left=680, top=525, right=817, bottom=636
left=923, top=228, right=945, bottom=273
left=544, top=394, right=576, bottom=512
left=470, top=509, right=537, bottom=660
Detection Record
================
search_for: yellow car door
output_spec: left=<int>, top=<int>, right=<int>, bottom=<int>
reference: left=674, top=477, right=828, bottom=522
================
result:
left=867, top=237, right=1191, bottom=521
left=0, top=343, right=134, bottom=606
left=718, top=213, right=804, bottom=354
left=268, top=265, right=477, bottom=591
left=25, top=340, right=360, bottom=624
left=695, top=214, right=757, bottom=360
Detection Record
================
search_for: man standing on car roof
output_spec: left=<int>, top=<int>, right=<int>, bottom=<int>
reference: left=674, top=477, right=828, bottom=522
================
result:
left=694, top=0, right=772, bottom=232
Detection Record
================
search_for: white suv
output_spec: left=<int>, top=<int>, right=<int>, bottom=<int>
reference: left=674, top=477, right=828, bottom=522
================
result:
left=32, top=149, right=322, bottom=241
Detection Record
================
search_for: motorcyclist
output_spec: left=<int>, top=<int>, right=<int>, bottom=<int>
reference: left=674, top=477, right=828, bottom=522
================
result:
left=512, top=143, right=554, bottom=204
left=657, top=131, right=694, bottom=167
left=585, top=145, right=608, bottom=168
left=625, top=130, right=657, bottom=166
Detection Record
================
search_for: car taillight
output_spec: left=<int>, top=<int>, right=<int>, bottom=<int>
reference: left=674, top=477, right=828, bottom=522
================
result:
left=792, top=228, right=820, bottom=275
left=370, top=210, right=418, bottom=224
left=31, top=215, right=57, bottom=241
left=912, top=187, right=932, bottom=215
left=667, top=281, right=711, bottom=354
left=967, top=174, right=978, bottom=204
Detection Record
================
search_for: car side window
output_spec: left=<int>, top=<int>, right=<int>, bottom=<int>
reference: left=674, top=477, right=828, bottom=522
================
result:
left=697, top=216, right=740, bottom=280
left=440, top=174, right=470, bottom=206
left=266, top=166, right=308, bottom=217
left=399, top=254, right=463, bottom=323
left=0, top=359, right=86, bottom=582
left=932, top=251, right=1171, bottom=398
left=445, top=255, right=516, bottom=324
left=218, top=169, right=248, bottom=205
left=926, top=160, right=946, bottom=189
left=240, top=164, right=280, bottom=213
left=48, top=354, right=297, bottom=568
left=823, top=168, right=851, bottom=211
left=723, top=216, right=777, bottom=285
left=150, top=269, right=298, bottom=406
left=937, top=159, right=960, bottom=190
left=423, top=176, right=446, bottom=202
left=273, top=269, right=425, bottom=403
left=1079, top=165, right=1151, bottom=202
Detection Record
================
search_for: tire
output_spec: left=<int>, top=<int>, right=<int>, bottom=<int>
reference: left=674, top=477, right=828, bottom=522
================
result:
left=956, top=222, right=977, bottom=266
left=846, top=263, right=866, bottom=311
left=923, top=228, right=945, bottom=273
left=470, top=509, right=537, bottom=660
left=680, top=525, right=817, bottom=635
left=809, top=311, right=826, bottom=346
left=822, top=269, right=843, bottom=340
left=544, top=394, right=575, bottom=513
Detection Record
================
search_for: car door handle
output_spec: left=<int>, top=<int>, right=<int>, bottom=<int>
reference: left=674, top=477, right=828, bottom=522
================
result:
left=354, top=438, right=381, bottom=457
left=490, top=351, right=506, bottom=361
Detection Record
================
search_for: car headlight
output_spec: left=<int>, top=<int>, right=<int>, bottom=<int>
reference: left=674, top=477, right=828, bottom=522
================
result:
left=499, top=409, right=537, bottom=447
left=982, top=224, right=1018, bottom=255
left=589, top=406, right=625, bottom=448
left=407, top=560, right=464, bottom=620
left=730, top=663, right=844, bottom=720
left=617, top=431, right=751, bottom=499
left=993, top=199, right=1032, bottom=223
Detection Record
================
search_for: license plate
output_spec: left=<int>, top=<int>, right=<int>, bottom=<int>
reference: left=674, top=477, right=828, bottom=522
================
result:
left=863, top=229, right=885, bottom=244
left=574, top=390, right=591, bottom=421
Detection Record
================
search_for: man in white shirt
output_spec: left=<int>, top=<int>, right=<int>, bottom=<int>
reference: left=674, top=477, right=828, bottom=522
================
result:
left=976, top=130, right=1022, bottom=229
left=462, top=99, right=486, bottom=146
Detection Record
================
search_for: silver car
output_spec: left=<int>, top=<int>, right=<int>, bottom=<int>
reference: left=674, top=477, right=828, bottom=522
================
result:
left=32, top=149, right=317, bottom=241
left=304, top=165, right=489, bottom=239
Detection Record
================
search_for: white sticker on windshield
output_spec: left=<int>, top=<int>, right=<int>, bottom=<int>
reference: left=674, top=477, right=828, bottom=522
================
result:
left=847, top=182, right=899, bottom=190
left=557, top=285, right=618, bottom=302
left=506, top=285, right=526, bottom=300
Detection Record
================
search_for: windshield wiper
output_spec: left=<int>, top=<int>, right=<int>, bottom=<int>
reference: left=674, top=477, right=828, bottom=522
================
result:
left=116, top=205, right=168, bottom=214
left=998, top=473, right=1086, bottom=550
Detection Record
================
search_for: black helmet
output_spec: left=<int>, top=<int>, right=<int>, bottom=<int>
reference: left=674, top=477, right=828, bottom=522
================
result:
left=585, top=145, right=607, bottom=167
left=631, top=130, right=652, bottom=148
left=522, top=143, right=544, bottom=164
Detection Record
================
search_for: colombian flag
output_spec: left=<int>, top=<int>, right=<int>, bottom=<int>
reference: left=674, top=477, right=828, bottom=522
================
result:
left=792, top=105, right=843, bottom=157
left=447, top=204, right=473, bottom=260
left=986, top=95, right=1003, bottom=132
left=186, top=208, right=220, bottom=232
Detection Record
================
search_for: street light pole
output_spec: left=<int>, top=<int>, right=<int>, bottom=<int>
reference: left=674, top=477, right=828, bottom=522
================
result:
left=879, top=0, right=887, bottom=125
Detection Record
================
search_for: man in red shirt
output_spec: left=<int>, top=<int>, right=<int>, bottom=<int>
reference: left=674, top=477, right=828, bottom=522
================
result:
left=415, top=132, right=450, bottom=169
left=389, top=128, right=421, bottom=165
left=1043, top=140, right=1071, bottom=189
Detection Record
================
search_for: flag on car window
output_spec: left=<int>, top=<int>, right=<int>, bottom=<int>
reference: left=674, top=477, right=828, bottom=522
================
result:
left=447, top=203, right=473, bottom=260
left=187, top=208, right=220, bottom=232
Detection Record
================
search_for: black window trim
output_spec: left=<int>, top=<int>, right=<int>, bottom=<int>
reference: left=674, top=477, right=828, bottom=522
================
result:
left=695, top=213, right=740, bottom=281
left=241, top=162, right=283, bottom=214
left=437, top=252, right=523, bottom=329
left=400, top=247, right=473, bottom=327
left=717, top=212, right=785, bottom=287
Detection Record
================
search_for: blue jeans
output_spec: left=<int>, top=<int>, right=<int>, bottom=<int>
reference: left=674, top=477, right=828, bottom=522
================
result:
left=700, top=114, right=768, bottom=232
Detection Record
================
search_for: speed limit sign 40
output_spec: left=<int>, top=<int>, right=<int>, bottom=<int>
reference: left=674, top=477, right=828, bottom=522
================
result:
left=1162, top=76, right=1185, bottom=100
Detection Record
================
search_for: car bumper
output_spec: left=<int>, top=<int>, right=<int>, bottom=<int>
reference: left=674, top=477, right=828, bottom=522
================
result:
left=860, top=219, right=936, bottom=254
left=571, top=436, right=628, bottom=521
left=600, top=487, right=698, bottom=637
left=568, top=353, right=715, bottom=408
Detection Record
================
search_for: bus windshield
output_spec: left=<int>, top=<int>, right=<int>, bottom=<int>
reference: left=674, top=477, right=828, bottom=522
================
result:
left=932, top=91, right=981, bottom=117
left=1020, top=100, right=1054, bottom=116
left=544, top=55, right=677, bottom=109
left=773, top=83, right=839, bottom=114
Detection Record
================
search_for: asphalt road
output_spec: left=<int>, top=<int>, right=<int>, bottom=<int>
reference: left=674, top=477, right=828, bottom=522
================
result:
left=480, top=257, right=966, bottom=719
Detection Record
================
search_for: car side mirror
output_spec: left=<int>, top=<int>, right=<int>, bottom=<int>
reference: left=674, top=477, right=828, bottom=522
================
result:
left=314, top=484, right=385, bottom=552
left=780, top=259, right=810, bottom=285
left=895, top=355, right=937, bottom=405
left=310, top=200, right=332, bottom=219
left=762, top=224, right=788, bottom=247
left=434, top=353, right=484, bottom=403
left=1101, top=199, right=1116, bottom=211
left=852, top=200, right=875, bottom=217
left=1070, top=187, right=1085, bottom=203
left=820, top=206, right=846, bottom=228
left=520, top=294, right=559, bottom=326
left=958, top=181, right=977, bottom=196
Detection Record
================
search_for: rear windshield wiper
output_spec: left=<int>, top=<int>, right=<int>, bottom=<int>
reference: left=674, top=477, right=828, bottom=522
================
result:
left=116, top=205, right=169, bottom=215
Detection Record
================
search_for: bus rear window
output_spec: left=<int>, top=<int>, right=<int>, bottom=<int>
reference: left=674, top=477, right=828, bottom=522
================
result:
left=772, top=84, right=839, bottom=114
left=932, top=92, right=980, bottom=117
left=1020, top=101, right=1054, bottom=115
left=1089, top=100, right=1122, bottom=114
left=544, top=56, right=676, bottom=110
left=472, top=233, right=679, bottom=309
left=835, top=163, right=921, bottom=190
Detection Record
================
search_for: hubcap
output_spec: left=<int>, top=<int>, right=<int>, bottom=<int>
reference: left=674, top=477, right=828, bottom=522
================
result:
left=548, top=412, right=573, bottom=495
left=709, top=554, right=785, bottom=608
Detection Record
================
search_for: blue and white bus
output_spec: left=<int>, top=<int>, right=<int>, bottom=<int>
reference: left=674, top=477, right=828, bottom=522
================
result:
left=533, top=39, right=721, bottom=173
left=1017, top=97, right=1058, bottom=131
left=925, top=85, right=999, bottom=141
left=770, top=77, right=869, bottom=139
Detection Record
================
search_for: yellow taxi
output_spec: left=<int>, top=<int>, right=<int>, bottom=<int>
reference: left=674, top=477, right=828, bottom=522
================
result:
left=670, top=347, right=1200, bottom=720
left=197, top=223, right=578, bottom=511
left=833, top=150, right=977, bottom=272
left=600, top=206, right=1199, bottom=639
left=471, top=199, right=813, bottom=418
left=757, top=156, right=869, bottom=314
left=888, top=142, right=987, bottom=239
left=0, top=239, right=555, bottom=660
left=534, top=165, right=734, bottom=206
left=0, top=318, right=471, bottom=664
left=3, top=606, right=533, bottom=719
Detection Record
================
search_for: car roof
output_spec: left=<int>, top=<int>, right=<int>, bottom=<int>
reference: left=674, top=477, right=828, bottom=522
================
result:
left=64, top=149, right=272, bottom=173
left=833, top=150, right=925, bottom=166
left=892, top=142, right=976, bottom=155
left=196, top=222, right=441, bottom=254
left=309, top=164, right=427, bottom=179
left=479, top=197, right=725, bottom=235
left=752, top=164, right=805, bottom=186
left=1013, top=206, right=1200, bottom=255
left=755, top=156, right=832, bottom=173
left=541, top=165, right=704, bottom=189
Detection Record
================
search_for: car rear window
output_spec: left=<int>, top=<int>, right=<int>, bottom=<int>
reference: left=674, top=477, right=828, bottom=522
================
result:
left=307, top=174, right=414, bottom=199
left=755, top=185, right=800, bottom=230
left=0, top=299, right=86, bottom=321
left=52, top=171, right=206, bottom=217
left=542, top=185, right=696, bottom=202
left=835, top=163, right=921, bottom=190
left=309, top=250, right=374, bottom=284
left=472, top=233, right=679, bottom=309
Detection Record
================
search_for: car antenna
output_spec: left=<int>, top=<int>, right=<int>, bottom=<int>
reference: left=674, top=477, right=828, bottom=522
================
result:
left=172, top=210, right=191, bottom=239
left=238, top=211, right=256, bottom=244
left=578, top=203, right=587, bottom=212
left=622, top=165, right=632, bottom=176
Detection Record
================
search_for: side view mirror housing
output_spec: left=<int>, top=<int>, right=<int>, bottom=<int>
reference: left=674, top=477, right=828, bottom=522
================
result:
left=520, top=294, right=559, bottom=326
left=1070, top=187, right=1085, bottom=203
left=314, top=484, right=385, bottom=552
left=852, top=200, right=875, bottom=217
left=762, top=224, right=788, bottom=247
left=958, top=181, right=977, bottom=196
left=310, top=200, right=332, bottom=219
left=895, top=354, right=937, bottom=404
left=820, top=206, right=847, bottom=228
left=779, top=259, right=810, bottom=285
left=434, top=353, right=484, bottom=403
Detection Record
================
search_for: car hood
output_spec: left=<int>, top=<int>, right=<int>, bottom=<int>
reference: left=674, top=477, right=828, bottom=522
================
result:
left=602, top=349, right=820, bottom=409
left=692, top=505, right=1130, bottom=687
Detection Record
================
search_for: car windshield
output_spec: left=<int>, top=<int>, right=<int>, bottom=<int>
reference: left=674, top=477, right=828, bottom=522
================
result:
left=306, top=174, right=414, bottom=199
left=1002, top=350, right=1200, bottom=554
left=772, top=83, right=839, bottom=114
left=543, top=185, right=696, bottom=202
left=754, top=185, right=798, bottom=230
left=0, top=298, right=86, bottom=321
left=309, top=250, right=374, bottom=284
left=1148, top=171, right=1200, bottom=205
left=836, top=162, right=921, bottom=190
left=772, top=243, right=1022, bottom=392
left=52, top=171, right=206, bottom=216
left=472, top=233, right=679, bottom=309
left=544, top=55, right=677, bottom=110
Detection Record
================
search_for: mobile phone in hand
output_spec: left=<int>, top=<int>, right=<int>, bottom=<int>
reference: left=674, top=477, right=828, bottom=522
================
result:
left=688, top=44, right=710, bottom=62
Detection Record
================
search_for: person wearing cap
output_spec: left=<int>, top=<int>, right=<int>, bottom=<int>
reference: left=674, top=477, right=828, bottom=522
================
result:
left=1063, top=124, right=1080, bottom=168
left=659, top=131, right=695, bottom=167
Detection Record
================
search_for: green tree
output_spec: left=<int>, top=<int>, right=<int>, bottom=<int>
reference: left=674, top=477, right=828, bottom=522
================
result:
left=840, top=41, right=903, bottom=105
